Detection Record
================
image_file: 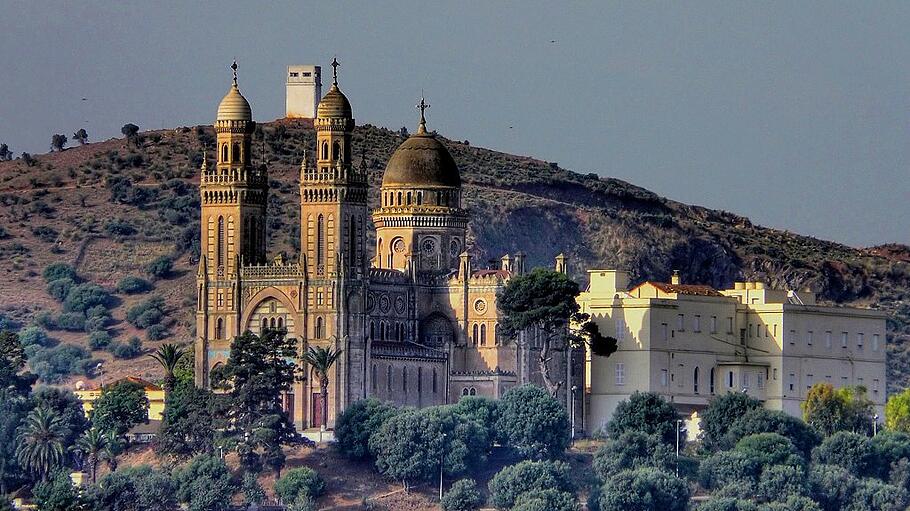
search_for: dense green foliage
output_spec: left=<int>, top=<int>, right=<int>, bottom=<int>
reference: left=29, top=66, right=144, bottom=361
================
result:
left=700, top=393, right=764, bottom=452
left=173, top=454, right=237, bottom=511
left=593, top=431, right=674, bottom=479
left=597, top=467, right=690, bottom=511
left=16, top=406, right=66, bottom=480
left=487, top=459, right=574, bottom=509
left=126, top=296, right=166, bottom=329
left=87, top=465, right=176, bottom=511
left=496, top=384, right=570, bottom=459
left=334, top=398, right=399, bottom=460
left=802, top=383, right=874, bottom=436
left=607, top=391, right=682, bottom=446
left=34, top=470, right=83, bottom=511
left=274, top=467, right=326, bottom=504
left=811, top=431, right=875, bottom=474
left=886, top=389, right=910, bottom=433
left=723, top=408, right=820, bottom=455
left=145, top=255, right=174, bottom=278
left=116, top=275, right=152, bottom=294
left=156, top=380, right=218, bottom=459
left=441, top=478, right=483, bottom=511
left=89, top=380, right=149, bottom=436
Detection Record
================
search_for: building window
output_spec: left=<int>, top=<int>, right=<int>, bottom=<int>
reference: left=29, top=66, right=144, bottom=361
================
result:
left=749, top=324, right=754, bottom=338
left=841, top=332, right=848, bottom=348
left=217, top=216, right=225, bottom=267
left=662, top=323, right=669, bottom=342
left=709, top=368, right=715, bottom=394
left=321, top=142, right=329, bottom=160
left=480, top=324, right=487, bottom=346
left=873, top=379, right=880, bottom=396
left=693, top=367, right=699, bottom=394
left=757, top=372, right=765, bottom=389
left=661, top=369, right=668, bottom=387
left=742, top=372, right=751, bottom=389
left=402, top=367, right=408, bottom=392
left=316, top=214, right=325, bottom=271
left=806, top=374, right=814, bottom=389
left=432, top=368, right=437, bottom=393
left=773, top=368, right=778, bottom=380
left=728, top=371, right=734, bottom=388
left=807, top=330, right=813, bottom=346
left=711, top=316, right=718, bottom=334
left=694, top=315, right=701, bottom=333
left=462, top=388, right=468, bottom=397
left=873, top=334, right=880, bottom=352
left=369, top=321, right=375, bottom=340
left=615, top=363, right=625, bottom=386
left=261, top=318, right=268, bottom=331
left=215, top=318, right=224, bottom=340
left=676, top=314, right=684, bottom=331
left=371, top=364, right=377, bottom=391
left=232, top=143, right=240, bottom=163
left=788, top=330, right=796, bottom=345
left=217, top=291, right=224, bottom=308
left=788, top=373, right=796, bottom=392
left=616, top=319, right=625, bottom=341
left=727, top=317, right=734, bottom=334
left=387, top=366, right=392, bottom=392
left=314, top=317, right=324, bottom=339
left=825, top=331, right=832, bottom=349
left=472, top=323, right=478, bottom=346
left=857, top=333, right=864, bottom=350
left=469, top=387, right=476, bottom=396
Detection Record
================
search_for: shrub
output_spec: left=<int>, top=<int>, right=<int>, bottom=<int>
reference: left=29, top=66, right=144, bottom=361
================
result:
left=496, top=384, right=570, bottom=459
left=46, top=277, right=75, bottom=301
left=872, top=431, right=910, bottom=479
left=33, top=311, right=57, bottom=330
left=593, top=431, right=674, bottom=479
left=173, top=454, right=236, bottom=511
left=512, top=488, right=578, bottom=511
left=441, top=478, right=482, bottom=511
left=698, top=450, right=762, bottom=490
left=63, top=283, right=111, bottom=313
left=241, top=472, right=265, bottom=506
left=335, top=398, right=399, bottom=460
left=145, top=256, right=174, bottom=279
left=847, top=477, right=909, bottom=511
left=104, top=218, right=136, bottom=236
left=607, top=391, right=682, bottom=447
left=110, top=337, right=142, bottom=359
left=811, top=431, right=875, bottom=474
left=43, top=263, right=77, bottom=283
left=734, top=433, right=804, bottom=469
left=274, top=467, right=326, bottom=504
left=31, top=225, right=59, bottom=243
left=146, top=324, right=168, bottom=341
left=761, top=495, right=822, bottom=511
left=55, top=312, right=86, bottom=332
left=697, top=497, right=759, bottom=511
left=756, top=464, right=809, bottom=501
left=29, top=343, right=92, bottom=383
left=597, top=467, right=690, bottom=511
left=808, top=464, right=859, bottom=511
left=116, top=276, right=152, bottom=294
left=452, top=396, right=501, bottom=444
left=85, top=465, right=175, bottom=511
left=19, top=326, right=51, bottom=347
left=700, top=392, right=764, bottom=452
left=724, top=408, right=820, bottom=456
left=88, top=331, right=112, bottom=350
left=488, top=460, right=574, bottom=509
left=127, top=297, right=166, bottom=329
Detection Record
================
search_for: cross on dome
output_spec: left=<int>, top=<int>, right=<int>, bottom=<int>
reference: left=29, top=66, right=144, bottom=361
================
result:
left=416, top=96, right=430, bottom=134
left=331, top=57, right=340, bottom=86
left=231, top=59, right=238, bottom=86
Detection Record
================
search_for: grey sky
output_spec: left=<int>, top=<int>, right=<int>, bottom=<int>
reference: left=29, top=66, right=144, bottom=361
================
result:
left=1, top=1, right=908, bottom=247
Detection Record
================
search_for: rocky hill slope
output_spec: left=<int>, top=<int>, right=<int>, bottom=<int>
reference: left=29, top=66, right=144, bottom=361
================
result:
left=1, top=119, right=908, bottom=389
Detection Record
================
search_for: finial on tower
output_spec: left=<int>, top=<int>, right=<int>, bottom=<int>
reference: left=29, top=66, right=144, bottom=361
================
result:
left=231, top=59, right=238, bottom=87
left=331, top=57, right=339, bottom=86
left=416, top=95, right=430, bottom=134
left=201, top=148, right=208, bottom=170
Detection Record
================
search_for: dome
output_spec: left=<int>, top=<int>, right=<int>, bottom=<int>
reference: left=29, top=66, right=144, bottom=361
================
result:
left=317, top=85, right=353, bottom=119
left=216, top=83, right=252, bottom=122
left=382, top=131, right=460, bottom=188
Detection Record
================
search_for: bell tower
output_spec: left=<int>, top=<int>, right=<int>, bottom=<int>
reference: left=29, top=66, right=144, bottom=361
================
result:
left=196, top=61, right=268, bottom=386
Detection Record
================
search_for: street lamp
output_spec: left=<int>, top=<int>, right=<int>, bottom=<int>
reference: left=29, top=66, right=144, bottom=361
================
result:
left=439, top=433, right=447, bottom=501
left=675, top=419, right=682, bottom=477
left=874, top=414, right=879, bottom=436
left=96, top=362, right=104, bottom=388
left=570, top=385, right=578, bottom=440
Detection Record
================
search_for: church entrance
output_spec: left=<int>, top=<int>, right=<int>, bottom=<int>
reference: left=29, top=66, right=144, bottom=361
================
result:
left=311, top=392, right=325, bottom=428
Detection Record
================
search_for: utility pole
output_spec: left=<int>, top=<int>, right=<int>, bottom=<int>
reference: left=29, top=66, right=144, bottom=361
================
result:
left=675, top=419, right=682, bottom=477
left=439, top=432, right=447, bottom=501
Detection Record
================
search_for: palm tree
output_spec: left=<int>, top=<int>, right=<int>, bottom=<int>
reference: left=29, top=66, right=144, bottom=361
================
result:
left=99, top=430, right=123, bottom=473
left=301, top=345, right=343, bottom=431
left=72, top=427, right=106, bottom=483
left=16, top=407, right=66, bottom=481
left=149, top=343, right=186, bottom=396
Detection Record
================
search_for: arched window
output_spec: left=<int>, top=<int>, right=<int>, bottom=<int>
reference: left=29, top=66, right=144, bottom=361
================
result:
left=316, top=214, right=325, bottom=271
left=215, top=318, right=224, bottom=339
left=462, top=388, right=469, bottom=397
left=406, top=191, right=412, bottom=205
left=369, top=321, right=375, bottom=340
left=270, top=317, right=276, bottom=329
left=694, top=367, right=700, bottom=394
left=417, top=367, right=423, bottom=393
left=261, top=318, right=268, bottom=331
left=432, top=368, right=437, bottom=393
left=416, top=192, right=422, bottom=205
left=402, top=367, right=408, bottom=392
left=380, top=322, right=386, bottom=341
left=371, top=364, right=377, bottom=391
left=472, top=324, right=479, bottom=345
left=232, top=143, right=240, bottom=163
left=321, top=142, right=329, bottom=160
left=221, top=144, right=228, bottom=163
left=397, top=192, right=402, bottom=205
left=315, top=317, right=324, bottom=339
left=710, top=368, right=715, bottom=394
left=387, top=365, right=392, bottom=392
left=480, top=324, right=487, bottom=346
left=469, top=387, right=476, bottom=396
left=217, top=216, right=225, bottom=267
left=332, top=141, right=341, bottom=161
left=348, top=215, right=357, bottom=268
left=277, top=317, right=283, bottom=330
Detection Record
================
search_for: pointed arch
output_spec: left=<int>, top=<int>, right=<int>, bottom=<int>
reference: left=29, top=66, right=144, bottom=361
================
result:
left=480, top=324, right=487, bottom=346
left=332, top=141, right=341, bottom=161
left=316, top=214, right=325, bottom=272
left=217, top=216, right=225, bottom=267
left=215, top=318, right=224, bottom=340
left=321, top=142, right=329, bottom=160
left=221, top=144, right=228, bottom=163
left=694, top=366, right=700, bottom=394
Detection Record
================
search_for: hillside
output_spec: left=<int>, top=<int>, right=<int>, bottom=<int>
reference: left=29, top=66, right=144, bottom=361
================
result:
left=1, top=119, right=908, bottom=389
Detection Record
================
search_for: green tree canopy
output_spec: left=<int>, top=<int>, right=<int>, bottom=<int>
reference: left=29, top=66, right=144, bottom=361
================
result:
left=724, top=408, right=820, bottom=456
left=16, top=406, right=66, bottom=481
left=593, top=431, right=675, bottom=480
left=496, top=384, right=570, bottom=459
left=0, top=330, right=37, bottom=396
left=173, top=454, right=237, bottom=511
left=86, top=465, right=176, bottom=511
left=487, top=459, right=574, bottom=510
left=34, top=469, right=83, bottom=511
left=148, top=343, right=186, bottom=395
left=90, top=380, right=149, bottom=436
left=274, top=467, right=326, bottom=505
left=802, top=383, right=874, bottom=436
left=886, top=389, right=910, bottom=433
left=700, top=392, right=763, bottom=452
left=73, top=129, right=88, bottom=145
left=31, top=386, right=88, bottom=454
left=607, top=391, right=682, bottom=446
left=497, top=268, right=616, bottom=396
left=597, top=467, right=690, bottom=511
left=811, top=431, right=876, bottom=474
left=334, top=398, right=399, bottom=460
left=156, top=380, right=219, bottom=460
left=441, top=478, right=483, bottom=511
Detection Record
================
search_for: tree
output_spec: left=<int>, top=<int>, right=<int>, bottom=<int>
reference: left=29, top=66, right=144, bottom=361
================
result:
left=593, top=431, right=675, bottom=480
left=871, top=431, right=910, bottom=480
left=145, top=255, right=173, bottom=279
left=442, top=478, right=483, bottom=511
left=597, top=467, right=689, bottom=511
left=0, top=330, right=37, bottom=395
left=724, top=408, right=820, bottom=456
left=452, top=396, right=501, bottom=444
left=335, top=398, right=399, bottom=460
left=886, top=388, right=910, bottom=433
left=156, top=380, right=218, bottom=460
left=21, top=152, right=35, bottom=166
left=0, top=393, right=31, bottom=494
left=811, top=431, right=875, bottom=474
left=173, top=454, right=237, bottom=511
left=803, top=383, right=874, bottom=436
left=301, top=345, right=342, bottom=432
left=697, top=498, right=759, bottom=511
left=116, top=276, right=152, bottom=294
left=496, top=384, right=570, bottom=459
left=90, top=379, right=149, bottom=436
left=148, top=343, right=186, bottom=396
left=487, top=460, right=574, bottom=509
left=497, top=268, right=616, bottom=396
left=846, top=477, right=909, bottom=511
left=16, top=406, right=66, bottom=480
left=513, top=488, right=578, bottom=511
left=0, top=143, right=10, bottom=160
left=760, top=495, right=822, bottom=511
left=73, top=129, right=88, bottom=145
left=698, top=450, right=762, bottom=491
left=121, top=123, right=140, bottom=145
left=43, top=263, right=78, bottom=283
left=213, top=330, right=298, bottom=474
left=756, top=464, right=809, bottom=502
left=86, top=465, right=175, bottom=511
left=700, top=392, right=763, bottom=452
left=31, top=386, right=88, bottom=458
left=733, top=433, right=804, bottom=470
left=607, top=391, right=682, bottom=446
left=34, top=469, right=83, bottom=511
left=241, top=472, right=265, bottom=506
left=274, top=467, right=326, bottom=505
left=50, top=134, right=68, bottom=152
left=73, top=427, right=106, bottom=483
left=808, top=463, right=859, bottom=511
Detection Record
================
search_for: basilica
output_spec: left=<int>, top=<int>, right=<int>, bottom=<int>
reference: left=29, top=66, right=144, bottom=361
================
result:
left=193, top=61, right=578, bottom=430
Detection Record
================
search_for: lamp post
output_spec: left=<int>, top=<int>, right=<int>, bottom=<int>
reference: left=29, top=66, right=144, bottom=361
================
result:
left=570, top=385, right=578, bottom=440
left=675, top=419, right=682, bottom=477
left=96, top=362, right=104, bottom=388
left=874, top=414, right=879, bottom=436
left=439, top=432, right=447, bottom=501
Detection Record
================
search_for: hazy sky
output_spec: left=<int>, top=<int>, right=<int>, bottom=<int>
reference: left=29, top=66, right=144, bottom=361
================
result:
left=1, top=2, right=908, bottom=247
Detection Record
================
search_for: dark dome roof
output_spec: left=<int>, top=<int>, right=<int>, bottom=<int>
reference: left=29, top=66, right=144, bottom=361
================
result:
left=317, top=85, right=352, bottom=119
left=382, top=132, right=460, bottom=188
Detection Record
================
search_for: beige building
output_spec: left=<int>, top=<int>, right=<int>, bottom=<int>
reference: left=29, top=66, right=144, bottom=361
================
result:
left=75, top=376, right=166, bottom=421
left=286, top=64, right=322, bottom=119
left=578, top=270, right=887, bottom=435
left=195, top=60, right=577, bottom=430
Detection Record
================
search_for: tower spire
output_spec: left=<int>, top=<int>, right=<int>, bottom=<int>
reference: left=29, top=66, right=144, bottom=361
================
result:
left=416, top=95, right=430, bottom=134
left=231, top=59, right=238, bottom=87
left=331, top=57, right=339, bottom=86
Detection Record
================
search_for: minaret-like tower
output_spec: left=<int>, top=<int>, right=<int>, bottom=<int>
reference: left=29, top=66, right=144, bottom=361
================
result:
left=195, top=61, right=268, bottom=386
left=299, top=58, right=369, bottom=424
